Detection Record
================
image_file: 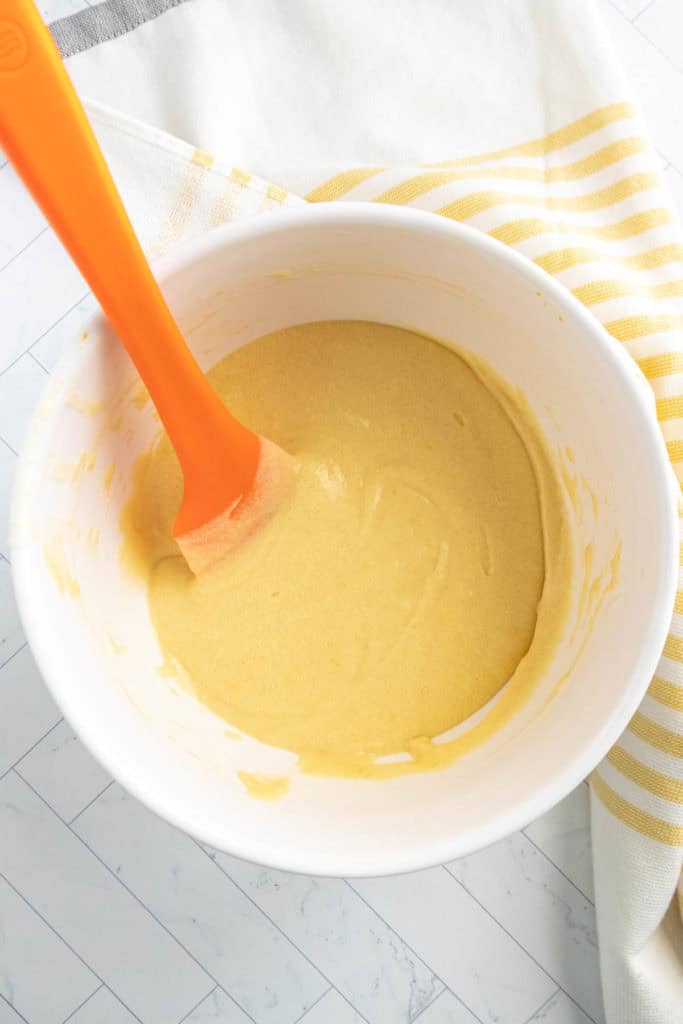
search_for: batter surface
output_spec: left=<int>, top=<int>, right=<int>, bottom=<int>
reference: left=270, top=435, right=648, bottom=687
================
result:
left=121, top=321, right=569, bottom=778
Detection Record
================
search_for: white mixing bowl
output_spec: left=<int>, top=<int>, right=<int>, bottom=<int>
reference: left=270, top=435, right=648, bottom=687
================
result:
left=11, top=205, right=678, bottom=876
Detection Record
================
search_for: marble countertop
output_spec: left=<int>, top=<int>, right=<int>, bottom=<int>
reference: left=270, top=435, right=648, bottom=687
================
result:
left=1, top=2, right=682, bottom=1023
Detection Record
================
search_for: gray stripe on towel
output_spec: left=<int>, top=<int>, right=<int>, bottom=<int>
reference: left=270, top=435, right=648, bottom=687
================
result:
left=51, top=0, right=191, bottom=58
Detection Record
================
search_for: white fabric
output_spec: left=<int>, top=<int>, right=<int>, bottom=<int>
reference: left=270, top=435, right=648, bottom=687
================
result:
left=66, top=0, right=623, bottom=192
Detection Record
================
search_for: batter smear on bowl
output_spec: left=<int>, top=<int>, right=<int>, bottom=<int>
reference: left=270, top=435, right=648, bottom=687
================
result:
left=120, top=321, right=571, bottom=781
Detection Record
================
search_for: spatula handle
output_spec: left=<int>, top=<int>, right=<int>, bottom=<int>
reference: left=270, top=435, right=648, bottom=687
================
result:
left=0, top=0, right=256, bottom=482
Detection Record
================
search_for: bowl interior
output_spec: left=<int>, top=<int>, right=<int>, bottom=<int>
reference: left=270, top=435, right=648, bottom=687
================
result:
left=11, top=207, right=677, bottom=875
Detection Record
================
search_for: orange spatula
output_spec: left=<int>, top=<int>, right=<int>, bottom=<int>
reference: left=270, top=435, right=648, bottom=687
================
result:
left=0, top=0, right=292, bottom=574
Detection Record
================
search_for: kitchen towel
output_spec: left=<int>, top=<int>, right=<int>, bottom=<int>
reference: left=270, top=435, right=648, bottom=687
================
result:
left=49, top=1, right=683, bottom=1020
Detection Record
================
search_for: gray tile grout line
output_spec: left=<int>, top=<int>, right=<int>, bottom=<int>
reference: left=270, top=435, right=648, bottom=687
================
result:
left=28, top=349, right=52, bottom=375
left=60, top=983, right=103, bottom=1024
left=0, top=869, right=104, bottom=1014
left=0, top=435, right=16, bottom=457
left=27, top=287, right=92, bottom=365
left=520, top=830, right=595, bottom=906
left=28, top=349, right=51, bottom=376
left=409, top=987, right=447, bottom=1024
left=11, top=771, right=253, bottom=1024
left=0, top=344, right=50, bottom=379
left=0, top=640, right=28, bottom=675
left=15, top=748, right=544, bottom=1024
left=4, top=730, right=595, bottom=1024
left=1, top=716, right=64, bottom=785
left=628, top=2, right=683, bottom=80
left=0, top=352, right=48, bottom=446
left=632, top=0, right=660, bottom=23
left=98, top=983, right=147, bottom=1024
left=410, top=984, right=470, bottom=1024
left=0, top=990, right=30, bottom=1024
left=606, top=1, right=683, bottom=174
left=0, top=435, right=18, bottom=456
left=666, top=163, right=683, bottom=181
left=0, top=282, right=89, bottom=385
left=8, top=646, right=368, bottom=1024
left=192, top=983, right=258, bottom=1024
left=441, top=864, right=598, bottom=1024
left=175, top=983, right=218, bottom=1024
left=0, top=225, right=50, bottom=276
left=71, top=978, right=145, bottom=1019
left=0, top=348, right=40, bottom=384
left=199, top=843, right=372, bottom=1024
left=344, top=878, right=483, bottom=1024
left=68, top=778, right=115, bottom=825
left=12, top=736, right=111, bottom=826
left=291, top=985, right=333, bottom=1024
left=521, top=986, right=562, bottom=1024
left=0, top=842, right=169, bottom=1024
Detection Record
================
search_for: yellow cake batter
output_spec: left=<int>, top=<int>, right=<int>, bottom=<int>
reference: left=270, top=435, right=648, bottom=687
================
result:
left=121, top=321, right=570, bottom=780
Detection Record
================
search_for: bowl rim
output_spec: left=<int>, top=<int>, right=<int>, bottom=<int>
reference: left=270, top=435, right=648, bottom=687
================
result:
left=11, top=202, right=679, bottom=876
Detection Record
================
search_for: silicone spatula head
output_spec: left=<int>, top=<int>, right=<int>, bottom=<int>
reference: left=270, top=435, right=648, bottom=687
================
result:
left=0, top=0, right=293, bottom=573
left=174, top=435, right=294, bottom=574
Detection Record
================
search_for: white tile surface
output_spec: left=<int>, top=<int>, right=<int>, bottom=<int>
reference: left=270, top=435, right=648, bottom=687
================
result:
left=297, top=989, right=365, bottom=1024
left=184, top=987, right=263, bottom=1024
left=446, top=836, right=601, bottom=1022
left=0, top=443, right=15, bottom=559
left=0, top=166, right=45, bottom=272
left=351, top=869, right=554, bottom=1024
left=0, top=773, right=214, bottom=1024
left=0, top=560, right=24, bottom=669
left=0, top=875, right=97, bottom=1024
left=65, top=986, right=140, bottom=1024
left=0, top=231, right=86, bottom=375
left=598, top=0, right=683, bottom=169
left=408, top=989, right=478, bottom=1024
left=75, top=785, right=328, bottom=1024
left=636, top=0, right=683, bottom=73
left=30, top=292, right=96, bottom=373
left=528, top=989, right=595, bottom=1024
left=0, top=646, right=61, bottom=778
left=524, top=785, right=595, bottom=903
left=610, top=0, right=655, bottom=19
left=0, top=997, right=27, bottom=1024
left=215, top=854, right=444, bottom=1024
left=0, top=356, right=49, bottom=455
left=16, top=720, right=112, bottom=823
